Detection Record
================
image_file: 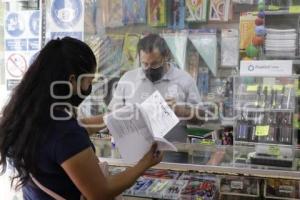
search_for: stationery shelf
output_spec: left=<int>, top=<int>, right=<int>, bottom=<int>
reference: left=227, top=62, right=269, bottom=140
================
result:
left=265, top=10, right=300, bottom=16
left=233, top=76, right=299, bottom=169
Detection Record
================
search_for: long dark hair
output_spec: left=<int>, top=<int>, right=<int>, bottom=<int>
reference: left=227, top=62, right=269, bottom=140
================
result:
left=0, top=37, right=96, bottom=188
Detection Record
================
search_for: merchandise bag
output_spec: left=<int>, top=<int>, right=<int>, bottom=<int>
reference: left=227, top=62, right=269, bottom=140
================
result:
left=162, top=32, right=188, bottom=70
left=185, top=41, right=200, bottom=81
left=221, top=29, right=239, bottom=67
left=121, top=33, right=140, bottom=74
left=239, top=12, right=256, bottom=50
left=97, top=35, right=124, bottom=77
left=189, top=29, right=218, bottom=76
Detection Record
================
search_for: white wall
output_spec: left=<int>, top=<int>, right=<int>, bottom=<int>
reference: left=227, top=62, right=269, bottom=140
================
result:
left=0, top=84, right=10, bottom=115
left=0, top=165, right=23, bottom=200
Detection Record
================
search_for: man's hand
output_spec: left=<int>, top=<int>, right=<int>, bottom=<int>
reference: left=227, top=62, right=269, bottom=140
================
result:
left=165, top=97, right=192, bottom=119
left=165, top=97, right=205, bottom=123
left=165, top=97, right=176, bottom=110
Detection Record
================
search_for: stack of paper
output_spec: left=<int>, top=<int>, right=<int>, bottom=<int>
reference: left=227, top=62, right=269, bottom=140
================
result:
left=104, top=91, right=179, bottom=163
left=265, top=28, right=297, bottom=58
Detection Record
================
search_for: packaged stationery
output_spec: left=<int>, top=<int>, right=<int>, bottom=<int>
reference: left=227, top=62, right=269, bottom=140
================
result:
left=97, top=34, right=124, bottom=77
left=167, top=0, right=185, bottom=29
left=239, top=12, right=256, bottom=50
left=209, top=0, right=231, bottom=21
left=123, top=0, right=147, bottom=25
left=185, top=0, right=208, bottom=22
left=121, top=33, right=140, bottom=73
left=102, top=0, right=123, bottom=27
left=148, top=0, right=167, bottom=26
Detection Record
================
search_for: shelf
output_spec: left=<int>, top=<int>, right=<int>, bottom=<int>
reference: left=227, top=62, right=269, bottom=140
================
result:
left=221, top=119, right=235, bottom=126
left=234, top=107, right=294, bottom=112
left=234, top=141, right=294, bottom=147
left=263, top=55, right=300, bottom=60
left=265, top=10, right=300, bottom=16
left=100, top=157, right=300, bottom=181
left=93, top=139, right=300, bottom=181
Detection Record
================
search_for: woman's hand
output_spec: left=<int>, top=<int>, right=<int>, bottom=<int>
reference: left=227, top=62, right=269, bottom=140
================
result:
left=138, top=143, right=163, bottom=170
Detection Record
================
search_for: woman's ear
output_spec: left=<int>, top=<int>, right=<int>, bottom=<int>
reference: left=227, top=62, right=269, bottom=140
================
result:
left=69, top=74, right=77, bottom=93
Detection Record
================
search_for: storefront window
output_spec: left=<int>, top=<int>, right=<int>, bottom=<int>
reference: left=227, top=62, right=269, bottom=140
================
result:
left=0, top=1, right=300, bottom=199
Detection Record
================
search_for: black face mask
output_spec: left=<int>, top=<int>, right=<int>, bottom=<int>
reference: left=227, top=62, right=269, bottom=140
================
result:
left=144, top=66, right=164, bottom=82
left=70, top=84, right=92, bottom=107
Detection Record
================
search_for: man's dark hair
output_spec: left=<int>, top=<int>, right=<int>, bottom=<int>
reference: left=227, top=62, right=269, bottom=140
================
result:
left=137, top=34, right=170, bottom=58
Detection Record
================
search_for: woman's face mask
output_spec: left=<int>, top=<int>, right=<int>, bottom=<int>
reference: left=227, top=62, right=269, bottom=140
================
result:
left=70, top=84, right=92, bottom=107
left=69, top=72, right=95, bottom=107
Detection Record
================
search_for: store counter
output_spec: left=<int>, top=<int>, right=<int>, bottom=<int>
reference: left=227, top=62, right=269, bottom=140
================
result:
left=91, top=137, right=300, bottom=181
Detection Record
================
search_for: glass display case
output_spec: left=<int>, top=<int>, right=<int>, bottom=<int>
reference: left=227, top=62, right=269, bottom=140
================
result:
left=1, top=1, right=300, bottom=199
left=93, top=137, right=300, bottom=199
left=233, top=75, right=298, bottom=169
left=220, top=175, right=260, bottom=198
left=264, top=178, right=300, bottom=199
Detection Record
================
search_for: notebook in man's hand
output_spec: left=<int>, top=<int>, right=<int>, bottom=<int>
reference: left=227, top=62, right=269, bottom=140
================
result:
left=104, top=91, right=179, bottom=163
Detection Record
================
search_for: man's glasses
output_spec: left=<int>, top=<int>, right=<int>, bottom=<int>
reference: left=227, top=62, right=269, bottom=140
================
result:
left=141, top=59, right=165, bottom=69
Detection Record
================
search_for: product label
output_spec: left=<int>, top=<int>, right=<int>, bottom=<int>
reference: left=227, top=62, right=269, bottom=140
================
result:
left=199, top=140, right=215, bottom=145
left=273, top=85, right=284, bottom=91
left=279, top=185, right=294, bottom=194
left=240, top=60, right=293, bottom=77
left=286, top=84, right=294, bottom=89
left=295, top=80, right=300, bottom=96
left=255, top=126, right=269, bottom=136
left=268, top=5, right=280, bottom=10
left=246, top=85, right=258, bottom=92
left=231, top=181, right=243, bottom=189
left=293, top=114, right=299, bottom=129
left=268, top=145, right=280, bottom=156
left=289, top=6, right=300, bottom=14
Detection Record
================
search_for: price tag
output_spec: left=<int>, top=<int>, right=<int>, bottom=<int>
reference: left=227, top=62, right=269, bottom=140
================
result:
left=199, top=140, right=214, bottom=145
left=268, top=145, right=280, bottom=156
left=231, top=181, right=243, bottom=189
left=255, top=126, right=269, bottom=136
left=286, top=84, right=294, bottom=89
left=293, top=114, right=299, bottom=129
left=294, top=80, right=300, bottom=96
left=274, top=85, right=283, bottom=91
left=246, top=85, right=258, bottom=92
left=261, top=85, right=283, bottom=91
left=289, top=6, right=300, bottom=14
left=262, top=84, right=271, bottom=90
left=279, top=185, right=294, bottom=194
left=268, top=5, right=280, bottom=10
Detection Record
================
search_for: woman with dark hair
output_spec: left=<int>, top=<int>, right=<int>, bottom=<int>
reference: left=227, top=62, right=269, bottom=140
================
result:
left=0, top=37, right=162, bottom=200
